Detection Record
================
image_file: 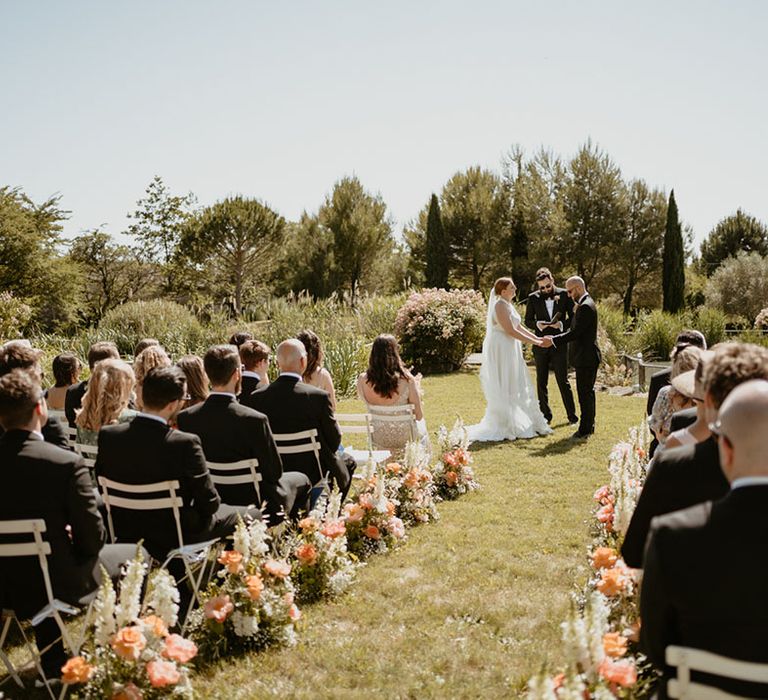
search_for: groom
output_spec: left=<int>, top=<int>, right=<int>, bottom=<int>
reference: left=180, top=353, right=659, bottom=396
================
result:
left=541, top=276, right=601, bottom=439
left=524, top=267, right=578, bottom=426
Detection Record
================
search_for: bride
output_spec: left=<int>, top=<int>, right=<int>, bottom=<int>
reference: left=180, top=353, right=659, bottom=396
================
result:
left=467, top=276, right=553, bottom=442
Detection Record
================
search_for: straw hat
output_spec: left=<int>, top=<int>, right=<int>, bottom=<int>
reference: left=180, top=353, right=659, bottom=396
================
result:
left=671, top=349, right=714, bottom=401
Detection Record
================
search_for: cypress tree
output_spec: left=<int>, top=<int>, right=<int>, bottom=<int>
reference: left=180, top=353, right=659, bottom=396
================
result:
left=662, top=189, right=685, bottom=312
left=424, top=193, right=449, bottom=288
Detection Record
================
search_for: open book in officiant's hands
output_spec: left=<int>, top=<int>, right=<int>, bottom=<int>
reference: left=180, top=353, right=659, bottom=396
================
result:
left=537, top=311, right=563, bottom=332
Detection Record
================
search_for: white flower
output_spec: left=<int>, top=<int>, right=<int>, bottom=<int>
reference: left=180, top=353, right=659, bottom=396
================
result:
left=115, top=550, right=147, bottom=627
left=93, top=567, right=116, bottom=646
left=326, top=490, right=343, bottom=520
left=247, top=518, right=270, bottom=560
left=231, top=611, right=259, bottom=637
left=144, top=568, right=180, bottom=628
left=558, top=672, right=588, bottom=700
left=525, top=673, right=558, bottom=700
left=403, top=440, right=429, bottom=470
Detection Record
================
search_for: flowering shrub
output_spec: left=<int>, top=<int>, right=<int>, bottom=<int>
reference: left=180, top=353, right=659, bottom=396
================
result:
left=394, top=288, right=485, bottom=373
left=433, top=419, right=480, bottom=500
left=61, top=551, right=197, bottom=698
left=755, top=307, right=768, bottom=331
left=188, top=518, right=300, bottom=660
left=0, top=291, right=33, bottom=340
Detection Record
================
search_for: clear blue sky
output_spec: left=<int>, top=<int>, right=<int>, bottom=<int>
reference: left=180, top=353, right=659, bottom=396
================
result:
left=2, top=1, right=766, bottom=247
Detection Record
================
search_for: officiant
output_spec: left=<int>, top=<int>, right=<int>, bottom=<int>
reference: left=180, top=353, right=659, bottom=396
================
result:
left=524, top=268, right=578, bottom=425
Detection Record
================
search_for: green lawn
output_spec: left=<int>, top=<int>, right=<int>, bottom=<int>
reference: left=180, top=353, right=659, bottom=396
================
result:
left=194, top=369, right=644, bottom=699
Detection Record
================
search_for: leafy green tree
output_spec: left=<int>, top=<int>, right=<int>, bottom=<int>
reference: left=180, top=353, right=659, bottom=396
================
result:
left=178, top=196, right=285, bottom=316
left=704, top=251, right=768, bottom=321
left=662, top=189, right=686, bottom=312
left=424, top=194, right=449, bottom=288
left=699, top=209, right=768, bottom=275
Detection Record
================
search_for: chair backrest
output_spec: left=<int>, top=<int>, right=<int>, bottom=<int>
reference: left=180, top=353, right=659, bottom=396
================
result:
left=367, top=403, right=417, bottom=441
left=206, top=458, right=261, bottom=501
left=75, top=443, right=99, bottom=469
left=97, top=477, right=184, bottom=551
left=667, top=645, right=768, bottom=699
left=336, top=413, right=374, bottom=450
left=272, top=428, right=324, bottom=481
left=48, top=410, right=77, bottom=449
left=0, top=519, right=55, bottom=609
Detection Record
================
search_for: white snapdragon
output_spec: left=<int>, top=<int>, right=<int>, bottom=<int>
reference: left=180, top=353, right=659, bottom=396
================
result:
left=585, top=591, right=609, bottom=670
left=247, top=518, right=270, bottom=559
left=93, top=569, right=117, bottom=646
left=525, top=673, right=558, bottom=700
left=558, top=673, right=587, bottom=700
left=403, top=440, right=429, bottom=470
left=115, top=551, right=148, bottom=627
left=233, top=518, right=251, bottom=561
left=144, top=568, right=180, bottom=628
left=326, top=490, right=343, bottom=520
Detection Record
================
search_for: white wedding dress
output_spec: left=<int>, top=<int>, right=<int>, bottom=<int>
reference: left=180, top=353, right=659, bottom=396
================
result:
left=467, top=292, right=552, bottom=442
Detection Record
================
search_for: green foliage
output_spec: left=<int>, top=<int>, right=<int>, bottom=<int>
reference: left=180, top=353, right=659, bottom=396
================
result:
left=0, top=291, right=33, bottom=340
left=691, top=306, right=727, bottom=347
left=596, top=304, right=630, bottom=356
left=699, top=209, right=768, bottom=275
left=662, top=190, right=686, bottom=313
left=424, top=194, right=449, bottom=288
left=274, top=215, right=338, bottom=298
left=395, top=288, right=486, bottom=373
left=630, top=309, right=685, bottom=361
left=704, top=252, right=768, bottom=322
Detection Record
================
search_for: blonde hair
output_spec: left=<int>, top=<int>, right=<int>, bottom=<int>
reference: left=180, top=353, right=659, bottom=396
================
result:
left=670, top=346, right=703, bottom=380
left=76, top=359, right=135, bottom=432
left=493, top=277, right=514, bottom=296
left=134, top=345, right=171, bottom=385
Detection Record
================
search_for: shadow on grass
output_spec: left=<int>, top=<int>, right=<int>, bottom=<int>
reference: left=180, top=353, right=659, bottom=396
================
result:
left=527, top=434, right=582, bottom=457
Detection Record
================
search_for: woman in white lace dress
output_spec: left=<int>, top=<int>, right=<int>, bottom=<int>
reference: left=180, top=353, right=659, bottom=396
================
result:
left=467, top=277, right=552, bottom=442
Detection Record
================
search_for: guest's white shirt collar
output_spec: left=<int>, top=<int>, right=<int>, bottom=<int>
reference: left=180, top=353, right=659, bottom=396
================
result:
left=280, top=372, right=303, bottom=381
left=731, top=476, right=768, bottom=490
left=242, top=370, right=260, bottom=379
left=209, top=391, right=237, bottom=399
left=578, top=293, right=589, bottom=304
left=31, top=430, right=44, bottom=440
left=137, top=412, right=167, bottom=425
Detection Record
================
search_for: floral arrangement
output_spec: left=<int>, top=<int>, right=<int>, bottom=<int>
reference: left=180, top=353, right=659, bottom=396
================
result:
left=284, top=491, right=358, bottom=604
left=433, top=418, right=480, bottom=500
left=383, top=440, right=440, bottom=526
left=394, top=287, right=486, bottom=373
left=527, top=421, right=657, bottom=699
left=755, top=307, right=768, bottom=331
left=187, top=517, right=300, bottom=660
left=61, top=550, right=197, bottom=698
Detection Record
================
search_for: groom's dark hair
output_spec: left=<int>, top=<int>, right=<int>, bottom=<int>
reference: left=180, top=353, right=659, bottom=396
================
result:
left=535, top=267, right=553, bottom=281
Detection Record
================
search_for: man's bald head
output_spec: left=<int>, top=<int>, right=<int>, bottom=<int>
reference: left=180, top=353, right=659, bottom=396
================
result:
left=565, top=276, right=586, bottom=301
left=276, top=339, right=307, bottom=375
left=717, top=379, right=768, bottom=482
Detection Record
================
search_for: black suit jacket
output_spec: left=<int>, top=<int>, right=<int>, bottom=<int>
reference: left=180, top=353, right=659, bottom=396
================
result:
left=177, top=394, right=283, bottom=515
left=641, top=486, right=768, bottom=695
left=646, top=368, right=671, bottom=416
left=621, top=437, right=729, bottom=568
left=243, top=375, right=348, bottom=489
left=0, top=431, right=105, bottom=617
left=0, top=415, right=69, bottom=450
left=550, top=295, right=601, bottom=367
left=65, top=379, right=88, bottom=427
left=239, top=373, right=261, bottom=401
left=669, top=407, right=697, bottom=433
left=95, top=416, right=221, bottom=558
left=524, top=288, right=574, bottom=352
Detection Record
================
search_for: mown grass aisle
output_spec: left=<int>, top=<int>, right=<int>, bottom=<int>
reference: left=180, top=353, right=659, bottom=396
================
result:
left=195, top=370, right=644, bottom=699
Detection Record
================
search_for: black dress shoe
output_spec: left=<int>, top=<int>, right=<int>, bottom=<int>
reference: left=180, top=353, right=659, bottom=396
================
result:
left=568, top=416, right=579, bottom=425
left=570, top=431, right=589, bottom=440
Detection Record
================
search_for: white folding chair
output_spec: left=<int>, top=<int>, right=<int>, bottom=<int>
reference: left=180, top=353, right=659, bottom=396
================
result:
left=667, top=645, right=768, bottom=699
left=206, top=458, right=262, bottom=503
left=0, top=519, right=79, bottom=698
left=336, top=413, right=374, bottom=451
left=272, top=429, right=327, bottom=508
left=74, top=443, right=98, bottom=470
left=97, top=477, right=218, bottom=630
left=367, top=404, right=418, bottom=445
left=47, top=410, right=77, bottom=450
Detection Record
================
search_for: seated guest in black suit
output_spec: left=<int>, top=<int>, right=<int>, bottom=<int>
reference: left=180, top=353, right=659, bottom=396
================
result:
left=0, top=370, right=141, bottom=679
left=0, top=343, right=68, bottom=449
left=238, top=339, right=270, bottom=399
left=95, top=366, right=255, bottom=561
left=641, top=380, right=768, bottom=697
left=177, top=345, right=310, bottom=524
left=622, top=342, right=768, bottom=568
left=65, top=341, right=120, bottom=427
left=244, top=339, right=354, bottom=497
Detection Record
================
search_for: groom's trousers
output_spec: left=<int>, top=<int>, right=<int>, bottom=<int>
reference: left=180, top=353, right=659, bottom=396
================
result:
left=575, top=365, right=598, bottom=435
left=533, top=346, right=577, bottom=422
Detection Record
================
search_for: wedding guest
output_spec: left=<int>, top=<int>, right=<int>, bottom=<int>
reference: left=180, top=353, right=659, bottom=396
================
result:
left=176, top=355, right=209, bottom=410
left=622, top=342, right=768, bottom=568
left=133, top=337, right=160, bottom=359
left=228, top=330, right=253, bottom=348
left=297, top=329, right=337, bottom=411
left=177, top=345, right=311, bottom=523
left=238, top=339, right=270, bottom=399
left=648, top=345, right=703, bottom=445
left=0, top=369, right=142, bottom=680
left=0, top=343, right=69, bottom=448
left=95, top=366, right=255, bottom=561
left=664, top=352, right=714, bottom=449
left=46, top=352, right=81, bottom=410
left=641, top=380, right=768, bottom=696
left=244, top=339, right=354, bottom=496
left=357, top=334, right=426, bottom=458
left=75, top=359, right=136, bottom=446
left=65, top=341, right=120, bottom=426
left=133, top=344, right=171, bottom=411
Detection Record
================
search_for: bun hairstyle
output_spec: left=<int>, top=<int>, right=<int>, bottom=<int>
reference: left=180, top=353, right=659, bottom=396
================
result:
left=493, top=277, right=514, bottom=296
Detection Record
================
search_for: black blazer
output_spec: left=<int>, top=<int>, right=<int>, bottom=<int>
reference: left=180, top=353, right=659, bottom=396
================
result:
left=0, top=431, right=105, bottom=617
left=551, top=294, right=601, bottom=367
left=243, top=375, right=347, bottom=489
left=65, top=379, right=88, bottom=427
left=239, top=373, right=261, bottom=401
left=641, top=486, right=768, bottom=696
left=669, top=407, right=697, bottom=433
left=177, top=394, right=284, bottom=515
left=647, top=368, right=671, bottom=416
left=0, top=415, right=69, bottom=450
left=95, top=416, right=221, bottom=558
left=621, top=437, right=729, bottom=568
left=524, top=288, right=575, bottom=344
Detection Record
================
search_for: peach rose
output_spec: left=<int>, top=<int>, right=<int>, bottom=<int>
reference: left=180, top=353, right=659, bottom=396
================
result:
left=146, top=659, right=180, bottom=688
left=591, top=547, right=619, bottom=570
left=288, top=603, right=302, bottom=621
left=140, top=614, right=168, bottom=638
left=404, top=469, right=420, bottom=489
left=593, top=485, right=612, bottom=504
left=298, top=517, right=318, bottom=533
left=387, top=516, right=405, bottom=540
left=245, top=573, right=264, bottom=601
left=443, top=452, right=458, bottom=467
left=597, top=567, right=630, bottom=597
left=61, top=656, right=94, bottom=684
left=364, top=524, right=381, bottom=539
left=597, top=503, right=614, bottom=530
left=320, top=519, right=346, bottom=539
left=444, top=471, right=459, bottom=486
left=455, top=448, right=470, bottom=465
left=603, top=632, right=628, bottom=658
left=203, top=594, right=234, bottom=623
left=217, top=550, right=244, bottom=574
left=162, top=634, right=198, bottom=664
left=111, top=626, right=147, bottom=661
left=344, top=502, right=365, bottom=523
left=552, top=673, right=565, bottom=690
left=295, top=543, right=318, bottom=566
left=385, top=500, right=396, bottom=517
left=263, top=559, right=291, bottom=578
left=111, top=682, right=143, bottom=700
left=598, top=658, right=637, bottom=687
left=385, top=462, right=403, bottom=475
left=359, top=493, right=374, bottom=511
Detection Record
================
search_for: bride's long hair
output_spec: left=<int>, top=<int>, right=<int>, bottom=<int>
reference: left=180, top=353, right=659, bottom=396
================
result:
left=365, top=334, right=408, bottom=398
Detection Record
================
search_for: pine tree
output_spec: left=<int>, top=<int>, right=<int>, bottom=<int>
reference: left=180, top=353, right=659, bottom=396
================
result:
left=662, top=189, right=686, bottom=312
left=424, top=193, right=449, bottom=288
